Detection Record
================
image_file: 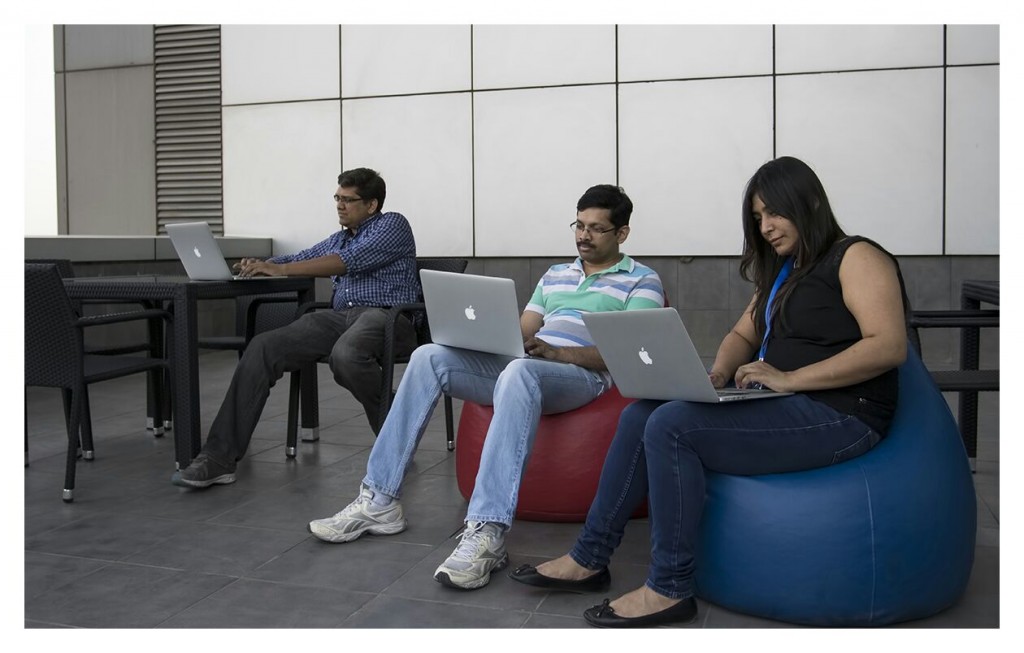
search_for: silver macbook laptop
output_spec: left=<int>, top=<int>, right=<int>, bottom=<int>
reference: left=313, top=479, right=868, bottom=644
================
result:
left=420, top=269, right=526, bottom=358
left=167, top=221, right=252, bottom=281
left=582, top=308, right=792, bottom=403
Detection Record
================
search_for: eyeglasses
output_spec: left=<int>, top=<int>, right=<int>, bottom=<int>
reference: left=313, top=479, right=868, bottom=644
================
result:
left=570, top=220, right=618, bottom=236
left=333, top=195, right=365, bottom=205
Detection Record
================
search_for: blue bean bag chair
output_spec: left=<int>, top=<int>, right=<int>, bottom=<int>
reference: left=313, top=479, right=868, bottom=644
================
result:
left=693, top=348, right=976, bottom=626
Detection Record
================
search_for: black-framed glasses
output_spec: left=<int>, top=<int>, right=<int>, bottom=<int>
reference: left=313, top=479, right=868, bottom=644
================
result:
left=333, top=194, right=365, bottom=205
left=570, top=220, right=618, bottom=236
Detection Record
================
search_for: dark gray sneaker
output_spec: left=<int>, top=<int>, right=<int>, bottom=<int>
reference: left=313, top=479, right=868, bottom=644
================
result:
left=171, top=452, right=236, bottom=488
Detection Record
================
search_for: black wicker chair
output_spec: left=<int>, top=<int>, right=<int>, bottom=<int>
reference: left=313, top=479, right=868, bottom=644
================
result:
left=198, top=293, right=301, bottom=358
left=25, top=264, right=172, bottom=501
left=907, top=308, right=999, bottom=466
left=25, top=258, right=169, bottom=457
left=284, top=257, right=469, bottom=455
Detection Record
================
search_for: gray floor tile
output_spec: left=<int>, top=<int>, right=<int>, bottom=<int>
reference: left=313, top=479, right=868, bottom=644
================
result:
left=702, top=601, right=806, bottom=628
left=26, top=564, right=234, bottom=628
left=160, top=578, right=374, bottom=628
left=114, top=483, right=269, bottom=522
left=24, top=512, right=188, bottom=562
left=522, top=612, right=590, bottom=628
left=341, top=595, right=531, bottom=628
left=251, top=536, right=436, bottom=593
left=24, top=552, right=110, bottom=602
left=123, top=522, right=311, bottom=576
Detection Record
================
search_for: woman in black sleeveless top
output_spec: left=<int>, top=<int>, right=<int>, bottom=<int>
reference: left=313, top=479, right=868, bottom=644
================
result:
left=508, top=157, right=909, bottom=627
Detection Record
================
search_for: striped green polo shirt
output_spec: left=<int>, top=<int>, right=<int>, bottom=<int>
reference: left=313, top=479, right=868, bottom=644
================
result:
left=526, top=254, right=665, bottom=352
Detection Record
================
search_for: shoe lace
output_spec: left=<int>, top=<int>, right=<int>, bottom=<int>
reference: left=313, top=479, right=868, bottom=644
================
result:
left=450, top=522, right=489, bottom=562
left=339, top=487, right=375, bottom=517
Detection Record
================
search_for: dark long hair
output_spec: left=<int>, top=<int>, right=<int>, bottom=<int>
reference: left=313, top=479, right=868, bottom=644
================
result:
left=739, top=156, right=846, bottom=337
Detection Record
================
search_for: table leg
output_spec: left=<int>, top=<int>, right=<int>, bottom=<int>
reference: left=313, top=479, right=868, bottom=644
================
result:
left=296, top=285, right=320, bottom=440
left=146, top=306, right=165, bottom=436
left=172, top=285, right=201, bottom=469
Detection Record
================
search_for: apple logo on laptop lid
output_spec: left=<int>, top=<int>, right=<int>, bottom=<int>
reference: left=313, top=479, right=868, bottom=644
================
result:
left=638, top=347, right=653, bottom=365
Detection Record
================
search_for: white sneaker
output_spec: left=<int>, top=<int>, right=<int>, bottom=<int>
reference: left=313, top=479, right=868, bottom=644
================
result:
left=434, top=521, right=509, bottom=590
left=308, top=486, right=407, bottom=543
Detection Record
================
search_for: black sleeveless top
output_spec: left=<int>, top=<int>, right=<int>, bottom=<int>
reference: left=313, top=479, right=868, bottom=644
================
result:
left=763, top=236, right=906, bottom=435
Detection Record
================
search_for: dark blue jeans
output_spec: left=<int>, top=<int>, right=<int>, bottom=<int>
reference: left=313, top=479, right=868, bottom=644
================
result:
left=569, top=394, right=880, bottom=600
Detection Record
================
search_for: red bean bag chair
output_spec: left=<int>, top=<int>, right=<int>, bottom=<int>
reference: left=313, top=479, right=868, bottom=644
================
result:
left=455, top=386, right=647, bottom=522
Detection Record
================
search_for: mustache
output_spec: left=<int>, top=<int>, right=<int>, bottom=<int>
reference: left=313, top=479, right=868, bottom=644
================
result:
left=576, top=241, right=593, bottom=247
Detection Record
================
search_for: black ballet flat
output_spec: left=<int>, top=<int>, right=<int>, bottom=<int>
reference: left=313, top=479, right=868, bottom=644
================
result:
left=583, top=596, right=698, bottom=628
left=507, top=563, right=611, bottom=593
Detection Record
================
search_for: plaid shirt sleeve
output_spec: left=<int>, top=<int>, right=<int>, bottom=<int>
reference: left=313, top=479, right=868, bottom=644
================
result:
left=265, top=233, right=342, bottom=265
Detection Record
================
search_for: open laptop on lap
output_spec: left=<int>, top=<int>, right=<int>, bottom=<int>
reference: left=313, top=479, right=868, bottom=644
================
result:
left=420, top=269, right=526, bottom=358
left=166, top=221, right=270, bottom=281
left=582, top=308, right=791, bottom=403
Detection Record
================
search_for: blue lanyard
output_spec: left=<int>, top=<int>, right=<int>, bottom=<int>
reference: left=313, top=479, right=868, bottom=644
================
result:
left=757, top=257, right=794, bottom=361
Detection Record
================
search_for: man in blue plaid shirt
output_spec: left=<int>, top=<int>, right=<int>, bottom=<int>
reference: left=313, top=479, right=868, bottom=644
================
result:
left=173, top=168, right=420, bottom=489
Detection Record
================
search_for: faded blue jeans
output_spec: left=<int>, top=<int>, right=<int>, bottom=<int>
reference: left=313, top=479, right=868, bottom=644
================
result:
left=363, top=343, right=606, bottom=527
left=569, top=394, right=881, bottom=599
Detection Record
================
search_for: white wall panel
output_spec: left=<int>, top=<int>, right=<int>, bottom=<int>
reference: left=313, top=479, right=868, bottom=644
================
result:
left=341, top=25, right=471, bottom=97
left=342, top=94, right=473, bottom=257
left=776, top=69, right=945, bottom=255
left=947, top=25, right=999, bottom=65
left=474, top=85, right=617, bottom=257
left=946, top=66, right=999, bottom=255
left=618, top=25, right=773, bottom=81
left=619, top=77, right=774, bottom=256
left=222, top=25, right=339, bottom=105
left=776, top=25, right=943, bottom=73
left=222, top=101, right=341, bottom=255
left=473, top=25, right=615, bottom=89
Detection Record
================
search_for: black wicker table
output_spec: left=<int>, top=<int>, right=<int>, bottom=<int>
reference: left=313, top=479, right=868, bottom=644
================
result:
left=64, top=275, right=315, bottom=469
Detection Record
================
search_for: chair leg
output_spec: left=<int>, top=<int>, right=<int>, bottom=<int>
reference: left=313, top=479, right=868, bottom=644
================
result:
left=24, top=395, right=30, bottom=467
left=300, top=362, right=320, bottom=442
left=80, top=386, right=95, bottom=460
left=63, top=386, right=84, bottom=502
left=61, top=389, right=82, bottom=460
left=285, top=370, right=300, bottom=458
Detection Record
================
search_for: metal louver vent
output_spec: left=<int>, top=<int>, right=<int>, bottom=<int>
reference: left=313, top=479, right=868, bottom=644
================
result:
left=154, top=25, right=223, bottom=234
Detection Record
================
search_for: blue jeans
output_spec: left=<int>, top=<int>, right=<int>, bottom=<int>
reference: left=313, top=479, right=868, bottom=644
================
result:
left=363, top=344, right=607, bottom=527
left=569, top=394, right=880, bottom=600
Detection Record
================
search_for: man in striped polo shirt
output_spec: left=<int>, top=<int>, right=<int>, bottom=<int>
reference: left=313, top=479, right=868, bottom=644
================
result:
left=308, top=184, right=665, bottom=590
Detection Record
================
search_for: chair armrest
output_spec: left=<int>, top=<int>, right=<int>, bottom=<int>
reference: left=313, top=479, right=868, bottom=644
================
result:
left=75, top=308, right=172, bottom=328
left=382, top=302, right=427, bottom=363
left=908, top=309, right=999, bottom=330
left=386, top=302, right=428, bottom=335
left=295, top=300, right=332, bottom=317
left=243, top=296, right=303, bottom=341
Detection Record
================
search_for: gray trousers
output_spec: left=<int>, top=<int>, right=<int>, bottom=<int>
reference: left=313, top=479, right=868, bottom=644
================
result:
left=203, top=307, right=417, bottom=465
